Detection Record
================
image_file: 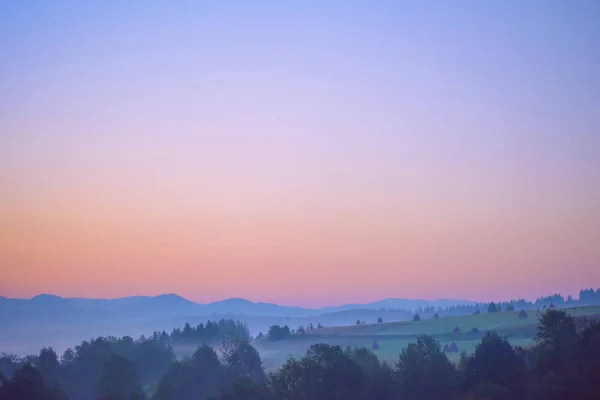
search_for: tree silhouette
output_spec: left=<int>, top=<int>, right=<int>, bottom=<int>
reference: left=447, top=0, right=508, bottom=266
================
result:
left=463, top=332, right=526, bottom=397
left=96, top=354, right=144, bottom=400
left=222, top=340, right=266, bottom=384
left=36, top=347, right=59, bottom=384
left=267, top=325, right=291, bottom=341
left=0, top=364, right=67, bottom=400
left=395, top=335, right=457, bottom=400
left=271, top=344, right=365, bottom=400
left=154, top=344, right=226, bottom=400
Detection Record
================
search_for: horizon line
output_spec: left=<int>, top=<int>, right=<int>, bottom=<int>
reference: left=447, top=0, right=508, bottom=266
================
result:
left=3, top=289, right=598, bottom=309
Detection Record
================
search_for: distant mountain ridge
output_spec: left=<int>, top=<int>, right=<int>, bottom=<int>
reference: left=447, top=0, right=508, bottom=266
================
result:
left=319, top=298, right=476, bottom=313
left=2, top=290, right=599, bottom=356
left=0, top=293, right=474, bottom=319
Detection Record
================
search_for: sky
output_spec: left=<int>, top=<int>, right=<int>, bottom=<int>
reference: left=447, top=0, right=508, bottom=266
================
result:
left=1, top=1, right=599, bottom=307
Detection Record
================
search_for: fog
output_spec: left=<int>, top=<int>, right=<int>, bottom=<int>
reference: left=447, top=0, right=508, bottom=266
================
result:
left=2, top=291, right=597, bottom=357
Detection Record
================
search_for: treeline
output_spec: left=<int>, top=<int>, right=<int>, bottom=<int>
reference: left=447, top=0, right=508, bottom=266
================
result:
left=155, top=319, right=250, bottom=345
left=1, top=336, right=174, bottom=400
left=414, top=288, right=600, bottom=319
left=2, top=309, right=600, bottom=400
left=253, top=323, right=327, bottom=342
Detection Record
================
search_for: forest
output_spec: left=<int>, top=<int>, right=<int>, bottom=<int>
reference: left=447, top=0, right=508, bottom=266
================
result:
left=408, top=289, right=600, bottom=319
left=1, top=309, right=599, bottom=400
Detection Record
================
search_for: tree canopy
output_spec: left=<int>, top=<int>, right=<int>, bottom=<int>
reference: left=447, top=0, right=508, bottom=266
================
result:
left=266, top=325, right=291, bottom=341
left=2, top=308, right=600, bottom=400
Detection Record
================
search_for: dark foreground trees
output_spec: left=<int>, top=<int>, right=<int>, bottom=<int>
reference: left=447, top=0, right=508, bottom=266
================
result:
left=96, top=355, right=145, bottom=400
left=2, top=309, right=600, bottom=400
left=154, top=344, right=226, bottom=400
left=59, top=336, right=174, bottom=400
left=159, top=310, right=600, bottom=400
left=271, top=343, right=366, bottom=400
left=462, top=332, right=527, bottom=398
left=0, top=364, right=67, bottom=400
left=1, top=336, right=174, bottom=400
left=395, top=335, right=458, bottom=400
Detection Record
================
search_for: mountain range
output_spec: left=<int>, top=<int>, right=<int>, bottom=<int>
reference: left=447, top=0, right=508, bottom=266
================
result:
left=1, top=293, right=474, bottom=319
left=0, top=293, right=475, bottom=355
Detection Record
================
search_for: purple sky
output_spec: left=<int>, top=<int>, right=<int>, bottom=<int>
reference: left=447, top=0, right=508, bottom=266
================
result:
left=1, top=1, right=599, bottom=306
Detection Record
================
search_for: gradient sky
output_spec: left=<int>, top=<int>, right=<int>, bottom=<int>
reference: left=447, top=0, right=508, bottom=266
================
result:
left=1, top=1, right=599, bottom=307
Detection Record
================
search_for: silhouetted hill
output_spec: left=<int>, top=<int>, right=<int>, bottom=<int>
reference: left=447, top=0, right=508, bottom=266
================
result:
left=0, top=294, right=86, bottom=330
left=0, top=293, right=477, bottom=332
left=119, top=294, right=203, bottom=318
left=0, top=294, right=78, bottom=314
left=30, top=294, right=78, bottom=310
left=0, top=294, right=477, bottom=321
left=2, top=291, right=599, bottom=355
left=320, top=298, right=476, bottom=313
left=206, top=298, right=314, bottom=317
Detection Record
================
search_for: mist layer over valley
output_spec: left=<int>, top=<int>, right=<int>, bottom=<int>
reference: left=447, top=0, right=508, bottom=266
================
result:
left=0, top=293, right=472, bottom=355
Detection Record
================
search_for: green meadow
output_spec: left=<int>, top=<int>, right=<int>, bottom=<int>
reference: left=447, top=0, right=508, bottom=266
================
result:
left=254, top=306, right=600, bottom=370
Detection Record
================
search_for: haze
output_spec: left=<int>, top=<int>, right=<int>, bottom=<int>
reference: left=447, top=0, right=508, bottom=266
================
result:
left=1, top=1, right=599, bottom=306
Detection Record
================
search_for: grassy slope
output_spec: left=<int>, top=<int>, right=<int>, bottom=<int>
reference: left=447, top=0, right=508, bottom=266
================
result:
left=255, top=306, right=600, bottom=369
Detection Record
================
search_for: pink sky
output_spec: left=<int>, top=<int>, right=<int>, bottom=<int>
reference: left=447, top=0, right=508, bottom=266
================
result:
left=1, top=1, right=599, bottom=307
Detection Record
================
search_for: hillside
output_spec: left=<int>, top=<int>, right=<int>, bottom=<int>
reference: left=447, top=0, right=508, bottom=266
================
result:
left=254, top=306, right=600, bottom=370
left=3, top=292, right=599, bottom=357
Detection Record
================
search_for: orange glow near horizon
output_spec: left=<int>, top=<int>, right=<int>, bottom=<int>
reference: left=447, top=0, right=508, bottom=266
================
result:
left=1, top=1, right=599, bottom=307
left=2, top=172, right=598, bottom=306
